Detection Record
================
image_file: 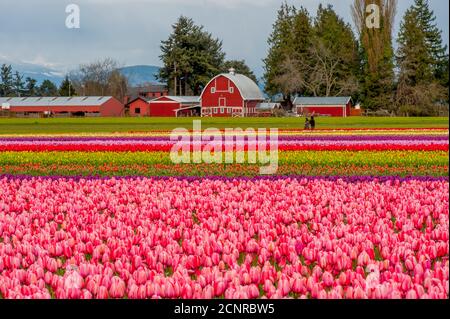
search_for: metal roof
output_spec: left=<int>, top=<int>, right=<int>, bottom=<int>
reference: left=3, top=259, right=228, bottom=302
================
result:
left=293, top=96, right=352, bottom=106
left=256, top=102, right=281, bottom=110
left=164, top=96, right=200, bottom=104
left=0, top=96, right=115, bottom=107
left=220, top=73, right=265, bottom=100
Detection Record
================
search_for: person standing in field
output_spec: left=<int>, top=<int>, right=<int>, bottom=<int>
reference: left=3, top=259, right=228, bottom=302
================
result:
left=310, top=116, right=316, bottom=130
left=304, top=117, right=311, bottom=130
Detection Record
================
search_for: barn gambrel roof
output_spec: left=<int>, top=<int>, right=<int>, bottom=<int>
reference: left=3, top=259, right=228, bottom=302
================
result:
left=201, top=73, right=265, bottom=101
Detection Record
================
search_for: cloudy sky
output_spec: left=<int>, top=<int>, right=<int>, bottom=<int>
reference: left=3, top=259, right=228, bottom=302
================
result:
left=0, top=0, right=448, bottom=77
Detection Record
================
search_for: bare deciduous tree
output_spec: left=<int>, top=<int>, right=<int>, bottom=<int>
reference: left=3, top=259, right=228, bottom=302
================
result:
left=395, top=80, right=447, bottom=116
left=276, top=40, right=359, bottom=101
left=70, top=58, right=128, bottom=102
left=303, top=40, right=359, bottom=97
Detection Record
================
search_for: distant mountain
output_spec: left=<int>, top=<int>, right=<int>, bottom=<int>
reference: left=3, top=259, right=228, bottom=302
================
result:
left=118, top=65, right=162, bottom=87
left=0, top=59, right=163, bottom=88
left=0, top=60, right=265, bottom=95
left=0, top=59, right=65, bottom=85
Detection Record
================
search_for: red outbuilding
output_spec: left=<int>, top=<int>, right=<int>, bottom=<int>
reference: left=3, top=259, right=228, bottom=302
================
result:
left=127, top=97, right=152, bottom=117
left=149, top=96, right=200, bottom=117
left=200, top=69, right=265, bottom=117
left=294, top=97, right=353, bottom=117
left=124, top=84, right=168, bottom=105
left=0, top=96, right=124, bottom=117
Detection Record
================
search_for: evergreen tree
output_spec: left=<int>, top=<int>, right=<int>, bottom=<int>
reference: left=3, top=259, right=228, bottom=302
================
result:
left=264, top=3, right=313, bottom=107
left=412, top=0, right=448, bottom=81
left=0, top=64, right=13, bottom=97
left=263, top=2, right=297, bottom=98
left=395, top=1, right=448, bottom=116
left=159, top=16, right=225, bottom=96
left=222, top=60, right=258, bottom=83
left=439, top=54, right=449, bottom=88
left=24, top=77, right=38, bottom=97
left=397, top=8, right=432, bottom=86
left=310, top=4, right=360, bottom=97
left=13, top=71, right=24, bottom=97
left=291, top=6, right=313, bottom=69
left=59, top=76, right=76, bottom=96
left=39, top=79, right=59, bottom=96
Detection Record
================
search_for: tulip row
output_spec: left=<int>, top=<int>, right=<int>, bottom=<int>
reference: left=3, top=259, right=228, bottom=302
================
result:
left=0, top=176, right=448, bottom=299
left=1, top=134, right=448, bottom=153
left=1, top=128, right=447, bottom=138
left=1, top=144, right=447, bottom=152
left=0, top=150, right=447, bottom=167
left=0, top=151, right=447, bottom=177
left=1, top=135, right=448, bottom=141
left=1, top=163, right=448, bottom=177
left=1, top=132, right=448, bottom=152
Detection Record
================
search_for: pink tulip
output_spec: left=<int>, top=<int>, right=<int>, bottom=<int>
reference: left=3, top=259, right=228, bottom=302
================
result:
left=322, top=272, right=334, bottom=287
left=96, top=286, right=109, bottom=299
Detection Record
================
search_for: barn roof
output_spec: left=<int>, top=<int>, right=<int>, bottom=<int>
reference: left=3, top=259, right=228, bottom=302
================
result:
left=256, top=102, right=280, bottom=110
left=126, top=96, right=154, bottom=105
left=220, top=73, right=265, bottom=100
left=0, top=96, right=115, bottom=107
left=293, top=96, right=352, bottom=106
left=127, top=84, right=167, bottom=100
left=163, top=96, right=200, bottom=104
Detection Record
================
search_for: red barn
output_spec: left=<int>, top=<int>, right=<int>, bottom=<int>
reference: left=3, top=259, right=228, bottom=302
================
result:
left=294, top=97, right=352, bottom=117
left=127, top=97, right=152, bottom=117
left=200, top=69, right=265, bottom=117
left=149, top=96, right=200, bottom=117
left=124, top=84, right=168, bottom=105
left=0, top=96, right=124, bottom=117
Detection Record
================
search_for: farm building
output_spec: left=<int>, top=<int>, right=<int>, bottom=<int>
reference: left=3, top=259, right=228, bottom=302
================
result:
left=255, top=102, right=282, bottom=117
left=0, top=96, right=124, bottom=117
left=127, top=96, right=200, bottom=117
left=124, top=84, right=168, bottom=104
left=150, top=96, right=200, bottom=117
left=293, top=97, right=352, bottom=117
left=126, top=97, right=152, bottom=117
left=200, top=69, right=265, bottom=117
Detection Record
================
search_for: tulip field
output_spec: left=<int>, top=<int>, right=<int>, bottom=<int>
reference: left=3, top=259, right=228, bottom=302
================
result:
left=0, top=125, right=449, bottom=299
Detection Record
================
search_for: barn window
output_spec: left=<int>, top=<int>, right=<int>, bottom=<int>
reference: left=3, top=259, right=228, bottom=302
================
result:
left=211, top=87, right=216, bottom=93
left=220, top=108, right=224, bottom=114
left=135, top=108, right=141, bottom=114
left=213, top=108, right=218, bottom=114
left=229, top=87, right=234, bottom=94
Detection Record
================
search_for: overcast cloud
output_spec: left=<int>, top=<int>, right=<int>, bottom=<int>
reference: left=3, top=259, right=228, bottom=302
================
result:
left=0, top=0, right=448, bottom=77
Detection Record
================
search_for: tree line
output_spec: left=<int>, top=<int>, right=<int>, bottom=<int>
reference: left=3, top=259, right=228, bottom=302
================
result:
left=0, top=59, right=129, bottom=102
left=0, top=64, right=75, bottom=97
left=265, top=0, right=448, bottom=116
left=264, top=0, right=449, bottom=116
left=159, top=0, right=448, bottom=116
